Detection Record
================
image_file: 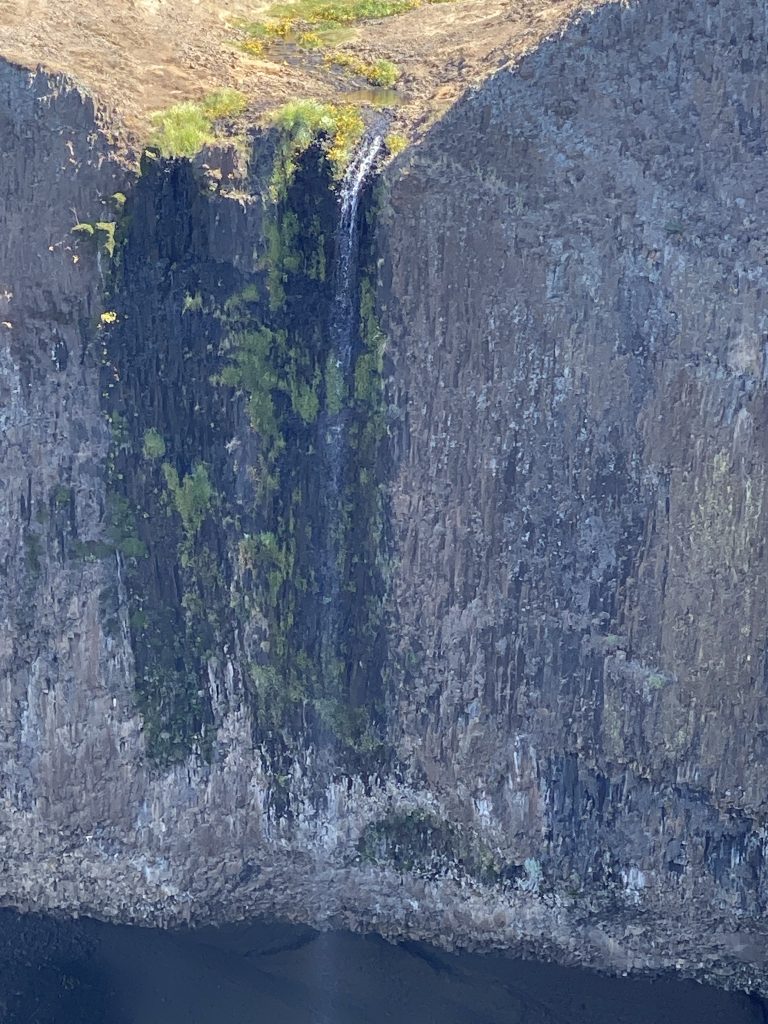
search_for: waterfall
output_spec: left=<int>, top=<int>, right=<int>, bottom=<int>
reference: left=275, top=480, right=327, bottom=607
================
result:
left=319, top=133, right=382, bottom=703
left=333, top=134, right=383, bottom=376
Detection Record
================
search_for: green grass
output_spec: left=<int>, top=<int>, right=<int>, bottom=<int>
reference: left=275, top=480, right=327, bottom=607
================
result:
left=270, top=99, right=364, bottom=195
left=149, top=102, right=212, bottom=157
left=256, top=0, right=427, bottom=27
left=107, top=495, right=148, bottom=560
left=201, top=88, right=249, bottom=119
left=94, top=221, right=116, bottom=257
left=301, top=25, right=356, bottom=45
left=272, top=99, right=342, bottom=153
left=148, top=89, right=248, bottom=158
left=182, top=292, right=203, bottom=314
left=240, top=0, right=456, bottom=44
left=71, top=220, right=117, bottom=257
left=237, top=0, right=452, bottom=87
left=216, top=327, right=283, bottom=444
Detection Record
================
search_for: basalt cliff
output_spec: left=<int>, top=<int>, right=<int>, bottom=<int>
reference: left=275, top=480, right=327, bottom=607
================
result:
left=2, top=0, right=768, bottom=996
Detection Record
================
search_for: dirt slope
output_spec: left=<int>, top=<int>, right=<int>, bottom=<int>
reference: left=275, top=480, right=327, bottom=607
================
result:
left=0, top=0, right=600, bottom=136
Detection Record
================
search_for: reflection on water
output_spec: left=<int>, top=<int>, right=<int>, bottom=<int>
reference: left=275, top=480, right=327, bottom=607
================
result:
left=0, top=909, right=765, bottom=1024
left=344, top=87, right=404, bottom=108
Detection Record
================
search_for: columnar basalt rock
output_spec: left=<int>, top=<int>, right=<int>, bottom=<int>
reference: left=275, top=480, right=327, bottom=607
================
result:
left=2, top=0, right=768, bottom=994
left=382, top=0, right=768, bottom=979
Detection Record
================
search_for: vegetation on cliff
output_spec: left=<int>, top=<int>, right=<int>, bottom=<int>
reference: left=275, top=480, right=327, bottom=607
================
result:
left=270, top=99, right=365, bottom=197
left=95, top=126, right=389, bottom=766
left=214, top=150, right=390, bottom=755
left=148, top=89, right=248, bottom=158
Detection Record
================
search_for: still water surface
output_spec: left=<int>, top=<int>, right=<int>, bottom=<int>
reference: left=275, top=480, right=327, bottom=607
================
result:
left=0, top=909, right=765, bottom=1024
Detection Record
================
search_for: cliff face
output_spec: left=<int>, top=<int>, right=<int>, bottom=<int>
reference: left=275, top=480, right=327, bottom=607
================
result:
left=2, top=0, right=768, bottom=994
left=382, top=0, right=768, bottom=966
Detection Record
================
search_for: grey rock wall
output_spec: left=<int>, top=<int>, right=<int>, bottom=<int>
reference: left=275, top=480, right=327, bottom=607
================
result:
left=2, top=0, right=768, bottom=994
left=0, top=63, right=141, bottom=835
left=382, top=0, right=768, bottom=983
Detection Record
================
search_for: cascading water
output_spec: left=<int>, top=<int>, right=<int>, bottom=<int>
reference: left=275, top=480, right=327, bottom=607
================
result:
left=319, top=133, right=382, bottom=714
left=310, top=130, right=383, bottom=1024
left=333, top=133, right=383, bottom=376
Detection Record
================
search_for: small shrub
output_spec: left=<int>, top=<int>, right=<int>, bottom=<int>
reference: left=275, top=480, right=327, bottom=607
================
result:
left=324, top=104, right=365, bottom=173
left=314, top=697, right=372, bottom=747
left=240, top=38, right=266, bottom=56
left=71, top=220, right=116, bottom=257
left=142, top=428, right=166, bottom=460
left=73, top=539, right=114, bottom=561
left=261, top=0, right=420, bottom=26
left=162, top=462, right=214, bottom=536
left=53, top=485, right=71, bottom=508
left=216, top=326, right=282, bottom=442
left=325, top=352, right=346, bottom=414
left=291, top=377, right=321, bottom=423
left=242, top=18, right=293, bottom=40
left=94, top=221, right=116, bottom=257
left=238, top=0, right=459, bottom=53
left=385, top=131, right=408, bottom=156
left=297, top=30, right=323, bottom=48
left=119, top=535, right=149, bottom=560
left=367, top=59, right=399, bottom=87
left=272, top=98, right=339, bottom=151
left=107, top=495, right=147, bottom=560
left=182, top=292, right=203, bottom=314
left=223, top=283, right=260, bottom=311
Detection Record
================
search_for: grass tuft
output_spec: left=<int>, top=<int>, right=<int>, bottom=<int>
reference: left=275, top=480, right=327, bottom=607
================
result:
left=148, top=90, right=249, bottom=158
left=202, top=88, right=249, bottom=119
left=149, top=102, right=212, bottom=157
left=270, top=99, right=364, bottom=196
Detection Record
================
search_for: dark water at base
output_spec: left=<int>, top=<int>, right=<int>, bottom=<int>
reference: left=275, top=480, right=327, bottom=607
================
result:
left=0, top=909, right=765, bottom=1024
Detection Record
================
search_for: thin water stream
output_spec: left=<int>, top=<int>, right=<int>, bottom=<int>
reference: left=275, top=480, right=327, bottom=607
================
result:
left=319, top=135, right=382, bottom=695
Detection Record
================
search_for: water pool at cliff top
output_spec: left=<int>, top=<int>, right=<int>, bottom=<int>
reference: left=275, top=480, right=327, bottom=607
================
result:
left=0, top=910, right=765, bottom=1024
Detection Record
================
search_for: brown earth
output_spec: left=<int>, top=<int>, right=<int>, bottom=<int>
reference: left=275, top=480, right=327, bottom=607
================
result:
left=0, top=0, right=599, bottom=140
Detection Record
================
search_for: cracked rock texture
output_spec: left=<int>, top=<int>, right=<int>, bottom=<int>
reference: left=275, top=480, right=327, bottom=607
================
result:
left=3, top=0, right=768, bottom=995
